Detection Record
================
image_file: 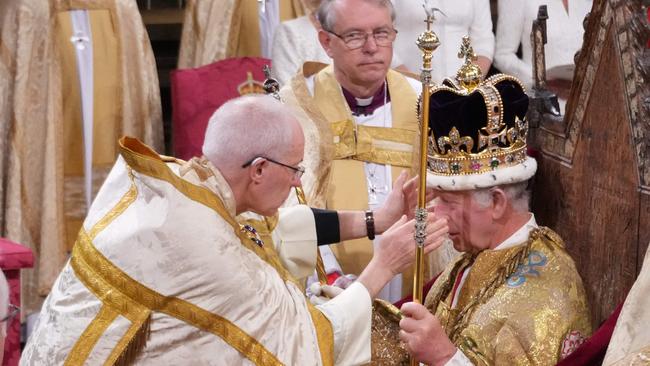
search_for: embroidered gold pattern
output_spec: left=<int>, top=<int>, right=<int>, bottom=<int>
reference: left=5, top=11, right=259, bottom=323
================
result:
left=63, top=305, right=119, bottom=366
left=330, top=120, right=416, bottom=167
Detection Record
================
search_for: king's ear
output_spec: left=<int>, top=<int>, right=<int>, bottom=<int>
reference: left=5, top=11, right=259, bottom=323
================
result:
left=490, top=188, right=508, bottom=219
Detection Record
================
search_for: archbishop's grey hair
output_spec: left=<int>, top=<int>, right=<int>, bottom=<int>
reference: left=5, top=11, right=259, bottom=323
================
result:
left=471, top=182, right=531, bottom=213
left=316, top=0, right=396, bottom=32
left=202, top=95, right=300, bottom=171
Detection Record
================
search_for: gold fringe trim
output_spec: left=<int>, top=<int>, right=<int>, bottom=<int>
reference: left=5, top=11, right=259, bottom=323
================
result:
left=105, top=312, right=151, bottom=366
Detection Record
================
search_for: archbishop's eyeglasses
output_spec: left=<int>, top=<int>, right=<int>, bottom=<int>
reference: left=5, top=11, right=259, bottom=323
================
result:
left=327, top=28, right=398, bottom=50
left=241, top=156, right=305, bottom=179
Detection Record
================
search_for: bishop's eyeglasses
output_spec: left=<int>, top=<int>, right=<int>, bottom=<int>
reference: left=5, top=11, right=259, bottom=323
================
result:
left=242, top=156, right=305, bottom=179
left=327, top=28, right=398, bottom=50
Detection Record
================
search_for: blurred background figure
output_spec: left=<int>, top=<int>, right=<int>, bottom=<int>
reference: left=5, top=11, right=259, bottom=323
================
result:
left=0, top=0, right=163, bottom=322
left=392, top=0, right=495, bottom=81
left=494, top=0, right=592, bottom=113
left=178, top=0, right=310, bottom=69
left=270, top=0, right=324, bottom=84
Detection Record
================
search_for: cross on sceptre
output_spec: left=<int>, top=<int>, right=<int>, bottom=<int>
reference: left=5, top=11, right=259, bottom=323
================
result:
left=424, top=13, right=434, bottom=29
left=422, top=0, right=445, bottom=30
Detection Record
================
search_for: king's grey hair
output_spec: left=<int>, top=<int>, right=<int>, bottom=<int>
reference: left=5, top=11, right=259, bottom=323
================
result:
left=202, top=95, right=300, bottom=171
left=316, top=0, right=396, bottom=32
left=471, top=182, right=531, bottom=213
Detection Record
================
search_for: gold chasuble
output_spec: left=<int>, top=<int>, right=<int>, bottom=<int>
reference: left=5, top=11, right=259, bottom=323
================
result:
left=424, top=227, right=591, bottom=365
left=21, top=138, right=334, bottom=366
left=0, top=0, right=163, bottom=314
left=178, top=0, right=308, bottom=68
left=280, top=63, right=422, bottom=295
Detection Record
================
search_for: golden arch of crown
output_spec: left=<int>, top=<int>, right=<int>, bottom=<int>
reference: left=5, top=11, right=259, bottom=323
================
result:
left=418, top=36, right=530, bottom=177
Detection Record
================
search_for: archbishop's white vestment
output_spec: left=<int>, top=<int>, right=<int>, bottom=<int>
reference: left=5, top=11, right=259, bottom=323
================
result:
left=21, top=137, right=371, bottom=365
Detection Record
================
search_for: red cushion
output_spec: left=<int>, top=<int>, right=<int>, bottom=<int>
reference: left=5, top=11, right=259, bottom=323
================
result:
left=0, top=238, right=34, bottom=270
left=170, top=57, right=271, bottom=160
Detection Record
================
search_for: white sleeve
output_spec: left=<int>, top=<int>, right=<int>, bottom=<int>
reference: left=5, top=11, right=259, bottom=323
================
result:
left=316, top=282, right=372, bottom=365
left=273, top=205, right=318, bottom=280
left=443, top=349, right=474, bottom=366
left=271, top=22, right=302, bottom=86
left=469, top=0, right=495, bottom=60
left=494, top=0, right=532, bottom=85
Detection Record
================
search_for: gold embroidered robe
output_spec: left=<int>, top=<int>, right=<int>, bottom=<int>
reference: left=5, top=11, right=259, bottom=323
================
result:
left=424, top=227, right=591, bottom=365
left=0, top=0, right=163, bottom=314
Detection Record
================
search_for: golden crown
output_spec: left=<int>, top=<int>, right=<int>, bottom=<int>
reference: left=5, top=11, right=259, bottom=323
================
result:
left=424, top=37, right=530, bottom=178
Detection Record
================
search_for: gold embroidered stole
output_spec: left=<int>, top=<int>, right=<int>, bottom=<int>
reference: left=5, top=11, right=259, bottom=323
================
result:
left=226, top=0, right=306, bottom=57
left=311, top=65, right=419, bottom=282
left=66, top=137, right=333, bottom=366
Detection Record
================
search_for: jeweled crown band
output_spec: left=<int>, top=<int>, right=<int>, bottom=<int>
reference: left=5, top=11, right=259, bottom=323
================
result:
left=427, top=144, right=527, bottom=176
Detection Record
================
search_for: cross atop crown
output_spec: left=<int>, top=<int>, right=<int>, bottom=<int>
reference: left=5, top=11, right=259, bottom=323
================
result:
left=458, top=36, right=477, bottom=65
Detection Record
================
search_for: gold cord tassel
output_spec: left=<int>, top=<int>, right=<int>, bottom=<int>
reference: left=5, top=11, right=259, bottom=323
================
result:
left=448, top=240, right=532, bottom=344
left=113, top=312, right=152, bottom=366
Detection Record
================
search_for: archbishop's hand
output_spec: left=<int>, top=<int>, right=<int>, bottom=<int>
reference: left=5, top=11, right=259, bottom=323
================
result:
left=376, top=214, right=447, bottom=277
left=399, top=302, right=456, bottom=366
left=402, top=174, right=436, bottom=220
left=375, top=170, right=410, bottom=233
left=309, top=283, right=344, bottom=306
left=357, top=213, right=448, bottom=298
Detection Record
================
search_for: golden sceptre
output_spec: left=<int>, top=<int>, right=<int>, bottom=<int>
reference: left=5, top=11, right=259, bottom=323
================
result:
left=263, top=65, right=329, bottom=285
left=411, top=6, right=440, bottom=364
